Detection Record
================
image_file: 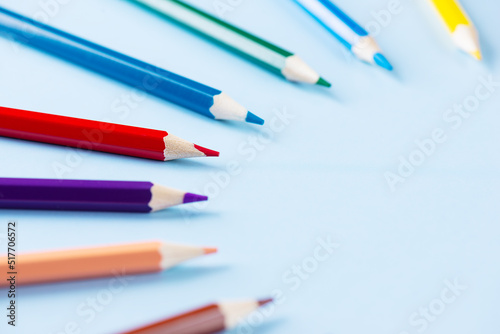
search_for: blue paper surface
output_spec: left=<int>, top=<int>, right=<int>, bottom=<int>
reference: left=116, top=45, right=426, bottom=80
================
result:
left=0, top=0, right=498, bottom=333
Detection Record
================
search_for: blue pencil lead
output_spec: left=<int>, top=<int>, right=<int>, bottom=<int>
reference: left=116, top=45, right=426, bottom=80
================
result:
left=245, top=111, right=265, bottom=125
left=373, top=53, right=393, bottom=71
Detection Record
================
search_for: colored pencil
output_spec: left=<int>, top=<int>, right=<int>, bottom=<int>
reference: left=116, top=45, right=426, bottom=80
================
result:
left=127, top=0, right=331, bottom=87
left=121, top=299, right=273, bottom=334
left=0, top=178, right=208, bottom=213
left=0, top=6, right=263, bottom=125
left=0, top=241, right=217, bottom=286
left=294, top=0, right=393, bottom=70
left=0, top=106, right=219, bottom=161
left=428, top=0, right=482, bottom=60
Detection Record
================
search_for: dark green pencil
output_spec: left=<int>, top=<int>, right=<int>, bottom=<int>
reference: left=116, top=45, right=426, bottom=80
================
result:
left=128, top=0, right=331, bottom=87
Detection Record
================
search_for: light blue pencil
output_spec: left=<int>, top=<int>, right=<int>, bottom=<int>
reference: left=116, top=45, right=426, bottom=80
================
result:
left=294, top=0, right=393, bottom=70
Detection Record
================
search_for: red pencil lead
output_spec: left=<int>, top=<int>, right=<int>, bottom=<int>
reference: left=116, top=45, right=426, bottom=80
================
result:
left=194, top=144, right=220, bottom=157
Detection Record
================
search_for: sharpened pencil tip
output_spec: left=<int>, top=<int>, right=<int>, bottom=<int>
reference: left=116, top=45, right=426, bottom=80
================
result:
left=316, top=77, right=331, bottom=88
left=373, top=53, right=393, bottom=71
left=470, top=50, right=482, bottom=61
left=258, top=298, right=273, bottom=306
left=203, top=247, right=218, bottom=255
left=194, top=145, right=220, bottom=157
left=245, top=111, right=265, bottom=125
left=183, top=193, right=208, bottom=204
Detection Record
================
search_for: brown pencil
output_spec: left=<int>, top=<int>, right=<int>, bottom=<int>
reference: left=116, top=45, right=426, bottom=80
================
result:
left=1, top=241, right=217, bottom=286
left=122, top=299, right=273, bottom=334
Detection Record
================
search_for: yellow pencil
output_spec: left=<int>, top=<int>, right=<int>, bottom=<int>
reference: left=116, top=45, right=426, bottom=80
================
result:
left=429, top=0, right=482, bottom=60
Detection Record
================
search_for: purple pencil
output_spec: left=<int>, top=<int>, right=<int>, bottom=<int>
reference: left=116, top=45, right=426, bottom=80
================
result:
left=0, top=178, right=207, bottom=213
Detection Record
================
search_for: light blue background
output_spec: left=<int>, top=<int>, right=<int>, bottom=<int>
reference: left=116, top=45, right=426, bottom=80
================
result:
left=0, top=0, right=498, bottom=333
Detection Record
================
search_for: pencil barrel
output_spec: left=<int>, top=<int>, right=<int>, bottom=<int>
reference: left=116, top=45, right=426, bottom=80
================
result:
left=0, top=178, right=154, bottom=212
left=131, top=0, right=291, bottom=75
left=0, top=242, right=164, bottom=286
left=122, top=304, right=225, bottom=334
left=0, top=106, right=168, bottom=160
left=0, top=7, right=219, bottom=118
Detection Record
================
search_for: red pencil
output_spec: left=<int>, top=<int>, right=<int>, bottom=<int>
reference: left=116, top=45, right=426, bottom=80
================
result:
left=121, top=299, right=273, bottom=334
left=0, top=106, right=218, bottom=161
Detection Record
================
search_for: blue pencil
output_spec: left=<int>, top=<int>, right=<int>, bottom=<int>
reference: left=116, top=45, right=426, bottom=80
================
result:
left=0, top=6, right=264, bottom=124
left=294, top=0, right=393, bottom=70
